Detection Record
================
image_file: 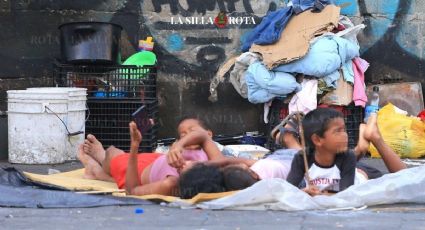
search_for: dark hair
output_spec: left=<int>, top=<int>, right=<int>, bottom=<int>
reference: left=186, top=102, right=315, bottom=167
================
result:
left=222, top=166, right=257, bottom=191
left=302, top=108, right=344, bottom=148
left=177, top=116, right=209, bottom=130
left=178, top=163, right=225, bottom=199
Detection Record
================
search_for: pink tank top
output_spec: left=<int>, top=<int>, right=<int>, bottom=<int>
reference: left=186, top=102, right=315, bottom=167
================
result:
left=149, top=149, right=208, bottom=183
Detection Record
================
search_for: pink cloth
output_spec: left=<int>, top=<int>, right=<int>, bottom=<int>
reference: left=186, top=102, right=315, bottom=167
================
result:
left=149, top=149, right=208, bottom=183
left=352, top=57, right=369, bottom=107
left=250, top=158, right=291, bottom=180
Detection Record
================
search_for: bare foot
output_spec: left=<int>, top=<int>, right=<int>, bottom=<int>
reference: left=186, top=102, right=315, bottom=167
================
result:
left=83, top=134, right=106, bottom=164
left=78, top=145, right=114, bottom=182
left=355, top=124, right=370, bottom=159
left=77, top=145, right=97, bottom=180
left=363, top=113, right=381, bottom=143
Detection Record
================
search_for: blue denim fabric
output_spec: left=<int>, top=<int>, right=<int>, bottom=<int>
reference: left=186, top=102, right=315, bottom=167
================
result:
left=264, top=148, right=299, bottom=161
left=241, top=0, right=333, bottom=52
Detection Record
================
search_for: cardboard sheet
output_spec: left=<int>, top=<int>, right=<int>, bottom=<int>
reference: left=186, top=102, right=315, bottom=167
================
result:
left=24, top=169, right=121, bottom=192
left=366, top=82, right=424, bottom=116
left=250, top=5, right=340, bottom=69
left=320, top=75, right=354, bottom=106
left=24, top=168, right=235, bottom=204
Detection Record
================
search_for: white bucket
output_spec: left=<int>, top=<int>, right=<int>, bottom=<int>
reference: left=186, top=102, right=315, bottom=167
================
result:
left=26, top=87, right=87, bottom=161
left=7, top=88, right=87, bottom=164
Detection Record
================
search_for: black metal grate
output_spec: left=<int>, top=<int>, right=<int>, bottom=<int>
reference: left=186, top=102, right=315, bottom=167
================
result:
left=86, top=99, right=158, bottom=152
left=340, top=103, right=364, bottom=149
left=54, top=62, right=157, bottom=100
left=265, top=100, right=363, bottom=151
left=54, top=62, right=159, bottom=152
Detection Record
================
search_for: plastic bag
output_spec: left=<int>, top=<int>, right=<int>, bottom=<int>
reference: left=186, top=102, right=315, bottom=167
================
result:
left=369, top=103, right=425, bottom=158
left=195, top=166, right=425, bottom=211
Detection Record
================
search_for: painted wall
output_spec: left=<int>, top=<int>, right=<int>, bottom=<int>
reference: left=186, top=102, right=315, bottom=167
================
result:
left=0, top=0, right=424, bottom=138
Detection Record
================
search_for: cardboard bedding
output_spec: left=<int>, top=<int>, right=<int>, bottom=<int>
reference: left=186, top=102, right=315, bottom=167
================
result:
left=23, top=169, right=235, bottom=205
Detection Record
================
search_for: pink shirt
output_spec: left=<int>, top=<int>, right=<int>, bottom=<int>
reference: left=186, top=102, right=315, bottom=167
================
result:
left=250, top=158, right=291, bottom=180
left=149, top=149, right=208, bottom=183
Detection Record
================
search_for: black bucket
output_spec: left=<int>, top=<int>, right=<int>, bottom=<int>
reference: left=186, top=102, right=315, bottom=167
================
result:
left=59, top=22, right=122, bottom=64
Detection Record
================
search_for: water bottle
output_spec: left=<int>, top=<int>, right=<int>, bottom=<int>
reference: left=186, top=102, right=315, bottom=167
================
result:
left=364, top=86, right=380, bottom=122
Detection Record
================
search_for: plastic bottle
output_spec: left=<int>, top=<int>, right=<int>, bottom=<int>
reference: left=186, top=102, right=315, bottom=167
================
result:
left=364, top=86, right=380, bottom=122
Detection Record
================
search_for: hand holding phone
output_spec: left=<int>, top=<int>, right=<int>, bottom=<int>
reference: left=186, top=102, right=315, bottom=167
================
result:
left=131, top=105, right=153, bottom=136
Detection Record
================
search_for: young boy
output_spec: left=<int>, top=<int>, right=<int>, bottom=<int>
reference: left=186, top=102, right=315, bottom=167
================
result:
left=78, top=117, right=226, bottom=196
left=286, top=108, right=406, bottom=196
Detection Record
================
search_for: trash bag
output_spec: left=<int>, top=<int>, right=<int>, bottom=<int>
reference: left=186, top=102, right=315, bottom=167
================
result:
left=196, top=165, right=425, bottom=211
left=369, top=103, right=425, bottom=158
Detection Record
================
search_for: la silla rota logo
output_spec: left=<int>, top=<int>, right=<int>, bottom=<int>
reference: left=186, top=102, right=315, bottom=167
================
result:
left=214, top=12, right=228, bottom=28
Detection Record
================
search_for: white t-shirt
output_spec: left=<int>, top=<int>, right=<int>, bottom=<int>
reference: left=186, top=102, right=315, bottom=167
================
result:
left=308, top=164, right=341, bottom=192
left=250, top=158, right=291, bottom=180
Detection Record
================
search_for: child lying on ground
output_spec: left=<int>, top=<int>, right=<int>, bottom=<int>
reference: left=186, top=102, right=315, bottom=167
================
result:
left=78, top=117, right=226, bottom=197
left=197, top=110, right=383, bottom=192
left=286, top=108, right=406, bottom=196
left=191, top=149, right=299, bottom=191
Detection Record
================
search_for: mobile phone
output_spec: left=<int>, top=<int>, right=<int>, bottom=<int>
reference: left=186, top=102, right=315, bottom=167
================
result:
left=131, top=105, right=153, bottom=135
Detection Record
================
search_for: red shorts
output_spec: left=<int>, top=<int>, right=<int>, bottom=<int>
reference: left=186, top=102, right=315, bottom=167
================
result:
left=110, top=153, right=162, bottom=189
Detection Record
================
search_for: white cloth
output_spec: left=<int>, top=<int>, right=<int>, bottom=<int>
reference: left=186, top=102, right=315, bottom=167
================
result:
left=354, top=168, right=368, bottom=185
left=289, top=79, right=318, bottom=114
left=263, top=101, right=272, bottom=123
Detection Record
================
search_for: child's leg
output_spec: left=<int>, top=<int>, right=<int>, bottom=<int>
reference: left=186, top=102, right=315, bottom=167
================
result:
left=276, top=128, right=302, bottom=149
left=78, top=145, right=115, bottom=182
left=354, top=123, right=369, bottom=160
left=271, top=113, right=304, bottom=149
left=364, top=113, right=406, bottom=173
left=102, top=146, right=126, bottom=175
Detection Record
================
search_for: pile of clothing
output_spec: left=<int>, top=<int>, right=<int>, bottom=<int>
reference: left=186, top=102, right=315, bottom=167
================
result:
left=209, top=1, right=369, bottom=121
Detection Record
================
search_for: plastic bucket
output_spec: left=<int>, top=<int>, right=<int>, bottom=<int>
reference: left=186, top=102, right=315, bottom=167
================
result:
left=26, top=87, right=87, bottom=161
left=7, top=90, right=69, bottom=164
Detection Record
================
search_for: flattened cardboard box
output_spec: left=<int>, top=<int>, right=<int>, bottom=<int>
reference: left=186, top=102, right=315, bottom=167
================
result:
left=366, top=82, right=424, bottom=116
left=320, top=73, right=354, bottom=106
left=250, top=5, right=340, bottom=69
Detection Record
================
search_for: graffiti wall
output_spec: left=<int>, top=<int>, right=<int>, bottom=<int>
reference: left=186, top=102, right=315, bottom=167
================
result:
left=0, top=0, right=424, bottom=137
left=334, top=0, right=425, bottom=83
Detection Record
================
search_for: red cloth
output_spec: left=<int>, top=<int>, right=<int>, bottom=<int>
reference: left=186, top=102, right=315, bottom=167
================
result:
left=418, top=110, right=425, bottom=121
left=109, top=153, right=161, bottom=189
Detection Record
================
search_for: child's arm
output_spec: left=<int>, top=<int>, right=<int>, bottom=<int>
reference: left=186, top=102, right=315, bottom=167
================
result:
left=128, top=176, right=179, bottom=196
left=125, top=122, right=143, bottom=195
left=286, top=153, right=306, bottom=188
left=125, top=122, right=179, bottom=196
left=337, top=151, right=356, bottom=191
left=364, top=114, right=406, bottom=173
left=167, top=129, right=224, bottom=168
left=370, top=136, right=406, bottom=173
